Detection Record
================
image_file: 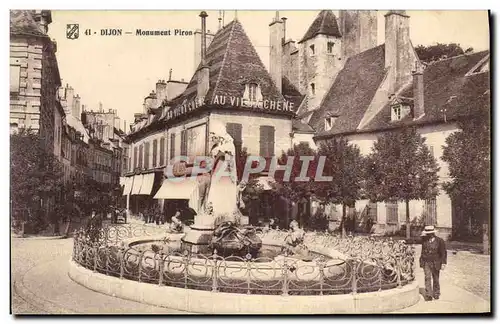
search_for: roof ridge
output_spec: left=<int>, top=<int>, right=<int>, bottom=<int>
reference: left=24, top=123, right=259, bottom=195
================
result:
left=211, top=21, right=236, bottom=103
left=425, top=50, right=489, bottom=65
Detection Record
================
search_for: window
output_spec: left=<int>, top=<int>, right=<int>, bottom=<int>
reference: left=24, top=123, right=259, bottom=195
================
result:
left=249, top=83, right=258, bottom=102
left=159, top=137, right=165, bottom=166
left=226, top=123, right=242, bottom=158
left=138, top=144, right=143, bottom=169
left=392, top=104, right=402, bottom=121
left=259, top=125, right=275, bottom=158
left=423, top=198, right=437, bottom=226
left=367, top=201, right=377, bottom=223
left=324, top=117, right=336, bottom=131
left=428, top=145, right=435, bottom=158
left=386, top=201, right=399, bottom=224
left=180, top=130, right=188, bottom=156
left=144, top=142, right=150, bottom=169
left=327, top=42, right=335, bottom=54
left=10, top=65, right=21, bottom=93
left=152, top=139, right=158, bottom=168
left=170, top=133, right=176, bottom=161
left=309, top=44, right=315, bottom=55
left=310, top=83, right=315, bottom=96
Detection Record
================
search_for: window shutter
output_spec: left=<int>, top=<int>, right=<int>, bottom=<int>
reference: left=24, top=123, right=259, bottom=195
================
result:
left=133, top=147, right=138, bottom=170
left=138, top=144, right=143, bottom=169
left=226, top=123, right=243, bottom=157
left=144, top=142, right=150, bottom=169
left=10, top=65, right=20, bottom=93
left=180, top=130, right=187, bottom=156
left=259, top=125, right=275, bottom=158
left=152, top=139, right=158, bottom=168
left=170, top=133, right=176, bottom=161
left=159, top=137, right=165, bottom=166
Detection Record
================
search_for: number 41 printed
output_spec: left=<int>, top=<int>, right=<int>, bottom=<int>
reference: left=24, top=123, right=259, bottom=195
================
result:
left=84, top=29, right=93, bottom=36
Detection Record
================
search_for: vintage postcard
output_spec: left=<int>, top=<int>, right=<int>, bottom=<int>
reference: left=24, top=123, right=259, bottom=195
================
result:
left=10, top=9, right=491, bottom=315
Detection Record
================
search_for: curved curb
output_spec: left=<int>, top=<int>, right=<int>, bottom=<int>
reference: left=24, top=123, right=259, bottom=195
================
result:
left=68, top=260, right=420, bottom=314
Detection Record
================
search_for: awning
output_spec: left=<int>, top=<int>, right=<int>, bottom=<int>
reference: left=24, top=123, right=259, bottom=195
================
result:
left=119, top=177, right=126, bottom=186
left=154, top=177, right=199, bottom=200
left=138, top=173, right=155, bottom=195
left=122, top=176, right=134, bottom=196
left=130, top=174, right=144, bottom=195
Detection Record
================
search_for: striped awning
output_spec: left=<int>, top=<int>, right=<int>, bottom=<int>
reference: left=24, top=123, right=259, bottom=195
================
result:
left=138, top=173, right=155, bottom=195
left=122, top=176, right=134, bottom=196
left=130, top=174, right=144, bottom=195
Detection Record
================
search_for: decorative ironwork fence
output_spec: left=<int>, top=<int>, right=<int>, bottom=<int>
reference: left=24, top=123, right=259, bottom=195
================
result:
left=72, top=224, right=415, bottom=296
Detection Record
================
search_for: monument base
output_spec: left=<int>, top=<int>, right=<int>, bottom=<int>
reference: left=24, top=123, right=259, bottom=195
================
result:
left=181, top=224, right=214, bottom=254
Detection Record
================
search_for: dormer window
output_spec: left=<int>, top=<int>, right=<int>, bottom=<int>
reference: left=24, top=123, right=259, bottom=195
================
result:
left=391, top=103, right=411, bottom=121
left=309, top=44, right=315, bottom=56
left=310, top=83, right=316, bottom=96
left=244, top=83, right=262, bottom=103
left=248, top=83, right=258, bottom=102
left=324, top=117, right=337, bottom=131
left=327, top=42, right=335, bottom=54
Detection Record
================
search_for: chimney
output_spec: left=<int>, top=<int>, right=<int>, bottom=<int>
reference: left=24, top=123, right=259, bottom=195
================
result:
left=197, top=11, right=210, bottom=100
left=32, top=10, right=52, bottom=34
left=385, top=10, right=412, bottom=95
left=412, top=61, right=425, bottom=119
left=193, top=21, right=215, bottom=69
left=218, top=11, right=223, bottom=31
left=66, top=85, right=75, bottom=114
left=73, top=94, right=81, bottom=120
left=144, top=91, right=157, bottom=113
left=281, top=17, right=287, bottom=45
left=99, top=102, right=103, bottom=113
left=269, top=11, right=284, bottom=93
left=339, top=10, right=378, bottom=60
left=156, top=79, right=167, bottom=102
left=169, top=69, right=173, bottom=81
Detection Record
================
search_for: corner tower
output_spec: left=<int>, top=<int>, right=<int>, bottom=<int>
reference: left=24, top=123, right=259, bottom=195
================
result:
left=298, top=10, right=343, bottom=112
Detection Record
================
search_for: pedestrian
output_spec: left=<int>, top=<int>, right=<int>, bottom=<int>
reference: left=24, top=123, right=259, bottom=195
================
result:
left=419, top=225, right=447, bottom=301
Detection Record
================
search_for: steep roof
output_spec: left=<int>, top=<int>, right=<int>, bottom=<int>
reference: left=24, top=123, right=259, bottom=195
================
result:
left=282, top=76, right=304, bottom=109
left=310, top=44, right=387, bottom=136
left=363, top=51, right=490, bottom=132
left=167, top=19, right=285, bottom=109
left=10, top=10, right=46, bottom=37
left=298, top=10, right=342, bottom=43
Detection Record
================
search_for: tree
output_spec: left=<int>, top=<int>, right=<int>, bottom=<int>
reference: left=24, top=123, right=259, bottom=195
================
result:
left=442, top=108, right=490, bottom=240
left=315, top=138, right=364, bottom=237
left=273, top=142, right=319, bottom=228
left=415, top=43, right=473, bottom=63
left=365, top=127, right=440, bottom=238
left=10, top=129, right=64, bottom=232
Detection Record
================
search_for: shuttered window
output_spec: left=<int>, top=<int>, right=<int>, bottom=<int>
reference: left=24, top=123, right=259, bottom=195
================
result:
left=424, top=198, right=437, bottom=226
left=226, top=123, right=242, bottom=157
left=367, top=201, right=378, bottom=222
left=138, top=144, right=143, bottom=169
left=144, top=142, right=150, bottom=169
left=386, top=201, right=399, bottom=224
left=259, top=125, right=275, bottom=158
left=159, top=137, right=165, bottom=166
left=181, top=130, right=188, bottom=156
left=170, top=133, right=176, bottom=161
left=152, top=139, right=158, bottom=168
left=133, top=147, right=138, bottom=170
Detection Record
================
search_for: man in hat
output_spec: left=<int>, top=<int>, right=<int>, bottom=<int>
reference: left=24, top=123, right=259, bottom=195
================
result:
left=420, top=225, right=447, bottom=301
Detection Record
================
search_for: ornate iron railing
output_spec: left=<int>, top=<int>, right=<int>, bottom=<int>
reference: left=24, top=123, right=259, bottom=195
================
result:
left=72, top=224, right=415, bottom=296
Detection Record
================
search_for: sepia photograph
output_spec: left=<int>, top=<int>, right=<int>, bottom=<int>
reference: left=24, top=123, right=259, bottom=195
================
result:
left=9, top=8, right=491, bottom=315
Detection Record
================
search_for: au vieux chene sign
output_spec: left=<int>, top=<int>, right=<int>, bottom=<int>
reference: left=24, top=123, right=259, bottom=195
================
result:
left=165, top=95, right=295, bottom=121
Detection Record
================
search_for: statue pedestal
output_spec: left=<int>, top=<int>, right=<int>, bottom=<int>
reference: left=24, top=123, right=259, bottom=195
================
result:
left=181, top=214, right=215, bottom=254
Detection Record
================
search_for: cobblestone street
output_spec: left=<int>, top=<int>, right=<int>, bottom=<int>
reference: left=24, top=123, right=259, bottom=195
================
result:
left=11, top=235, right=490, bottom=314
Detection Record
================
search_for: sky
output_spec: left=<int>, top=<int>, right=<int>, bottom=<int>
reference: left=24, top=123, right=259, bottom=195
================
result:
left=47, top=10, right=490, bottom=130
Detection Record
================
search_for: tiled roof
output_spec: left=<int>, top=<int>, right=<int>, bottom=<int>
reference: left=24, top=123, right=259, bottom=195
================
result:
left=292, top=119, right=315, bottom=133
left=311, top=44, right=387, bottom=136
left=298, top=10, right=342, bottom=43
left=167, top=19, right=284, bottom=110
left=10, top=10, right=46, bottom=37
left=363, top=51, right=490, bottom=132
left=282, top=76, right=304, bottom=109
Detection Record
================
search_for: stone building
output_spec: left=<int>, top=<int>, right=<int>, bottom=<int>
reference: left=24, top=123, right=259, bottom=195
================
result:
left=281, top=10, right=490, bottom=238
left=10, top=10, right=62, bottom=154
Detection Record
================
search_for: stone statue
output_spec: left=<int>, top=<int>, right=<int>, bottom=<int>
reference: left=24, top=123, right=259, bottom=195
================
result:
left=210, top=221, right=262, bottom=258
left=283, top=220, right=311, bottom=259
